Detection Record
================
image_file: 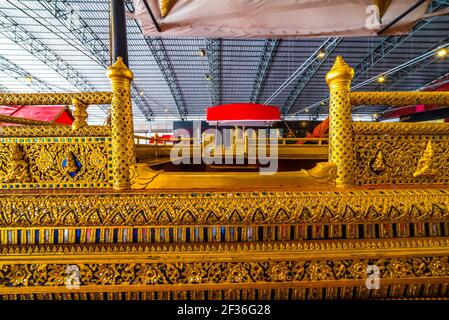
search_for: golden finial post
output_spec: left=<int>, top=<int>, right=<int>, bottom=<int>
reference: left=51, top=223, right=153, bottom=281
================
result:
left=107, top=56, right=135, bottom=189
left=71, top=98, right=88, bottom=130
left=326, top=56, right=355, bottom=187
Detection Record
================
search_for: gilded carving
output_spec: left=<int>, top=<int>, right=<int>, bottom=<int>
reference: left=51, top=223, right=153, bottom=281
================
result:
left=370, top=149, right=385, bottom=174
left=326, top=56, right=355, bottom=187
left=0, top=189, right=448, bottom=227
left=0, top=92, right=112, bottom=106
left=71, top=98, right=89, bottom=130
left=354, top=135, right=449, bottom=185
left=351, top=91, right=449, bottom=107
left=107, top=57, right=135, bottom=190
left=0, top=126, right=111, bottom=137
left=413, top=140, right=434, bottom=178
left=0, top=138, right=111, bottom=188
left=0, top=257, right=447, bottom=288
left=2, top=144, right=31, bottom=183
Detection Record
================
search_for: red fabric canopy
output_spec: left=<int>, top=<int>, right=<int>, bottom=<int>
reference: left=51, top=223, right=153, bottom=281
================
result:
left=206, top=103, right=280, bottom=122
left=0, top=105, right=73, bottom=126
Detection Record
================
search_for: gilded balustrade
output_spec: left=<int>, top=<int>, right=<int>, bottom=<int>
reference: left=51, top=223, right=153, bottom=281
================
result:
left=0, top=90, right=114, bottom=189
left=326, top=56, right=449, bottom=188
left=0, top=58, right=136, bottom=190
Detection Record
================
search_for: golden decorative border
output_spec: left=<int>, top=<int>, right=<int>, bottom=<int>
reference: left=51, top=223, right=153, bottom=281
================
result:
left=0, top=238, right=448, bottom=297
left=350, top=91, right=449, bottom=107
left=0, top=92, right=112, bottom=106
left=0, top=189, right=448, bottom=227
left=0, top=126, right=111, bottom=137
left=1, top=284, right=448, bottom=300
left=1, top=237, right=448, bottom=257
left=353, top=122, right=449, bottom=136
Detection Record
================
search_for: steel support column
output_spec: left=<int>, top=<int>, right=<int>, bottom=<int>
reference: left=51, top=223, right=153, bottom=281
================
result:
left=111, top=0, right=129, bottom=66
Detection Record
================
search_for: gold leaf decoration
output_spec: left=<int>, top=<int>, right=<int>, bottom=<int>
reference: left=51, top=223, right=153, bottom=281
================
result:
left=370, top=150, right=385, bottom=173
left=413, top=140, right=434, bottom=178
left=160, top=0, right=176, bottom=18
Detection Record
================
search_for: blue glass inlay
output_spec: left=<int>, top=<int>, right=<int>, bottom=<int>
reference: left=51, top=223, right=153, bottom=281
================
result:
left=75, top=229, right=81, bottom=243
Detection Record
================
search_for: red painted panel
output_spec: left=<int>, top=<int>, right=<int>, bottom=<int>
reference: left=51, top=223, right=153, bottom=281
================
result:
left=0, top=105, right=73, bottom=125
left=207, top=103, right=280, bottom=122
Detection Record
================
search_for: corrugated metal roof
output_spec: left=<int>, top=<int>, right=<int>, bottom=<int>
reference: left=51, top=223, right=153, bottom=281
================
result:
left=0, top=0, right=448, bottom=128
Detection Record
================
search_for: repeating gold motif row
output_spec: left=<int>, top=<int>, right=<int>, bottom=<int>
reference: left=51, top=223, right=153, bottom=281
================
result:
left=0, top=92, right=112, bottom=106
left=350, top=91, right=449, bottom=107
left=0, top=190, right=448, bottom=227
left=1, top=284, right=448, bottom=300
left=0, top=126, right=111, bottom=137
left=0, top=257, right=447, bottom=288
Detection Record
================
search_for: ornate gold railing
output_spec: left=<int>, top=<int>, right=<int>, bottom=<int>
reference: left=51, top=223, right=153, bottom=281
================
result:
left=0, top=60, right=133, bottom=190
left=0, top=91, right=113, bottom=189
left=326, top=56, right=449, bottom=187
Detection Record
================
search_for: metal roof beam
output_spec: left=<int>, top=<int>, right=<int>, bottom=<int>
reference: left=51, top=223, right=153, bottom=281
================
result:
left=205, top=38, right=221, bottom=106
left=0, top=10, right=96, bottom=92
left=0, top=9, right=110, bottom=114
left=143, top=36, right=186, bottom=119
left=33, top=0, right=153, bottom=119
left=352, top=0, right=448, bottom=84
left=283, top=37, right=341, bottom=115
left=250, top=39, right=279, bottom=104
left=0, top=54, right=58, bottom=92
left=296, top=0, right=449, bottom=116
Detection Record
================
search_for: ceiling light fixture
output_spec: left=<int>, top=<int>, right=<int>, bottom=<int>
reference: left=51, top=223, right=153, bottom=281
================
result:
left=377, top=75, right=386, bottom=83
left=437, top=48, right=448, bottom=58
left=139, top=90, right=145, bottom=96
left=317, top=50, right=326, bottom=59
left=25, top=75, right=33, bottom=84
left=199, top=48, right=207, bottom=57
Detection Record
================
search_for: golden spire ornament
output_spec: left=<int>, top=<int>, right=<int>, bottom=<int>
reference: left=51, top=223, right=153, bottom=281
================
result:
left=160, top=0, right=177, bottom=18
